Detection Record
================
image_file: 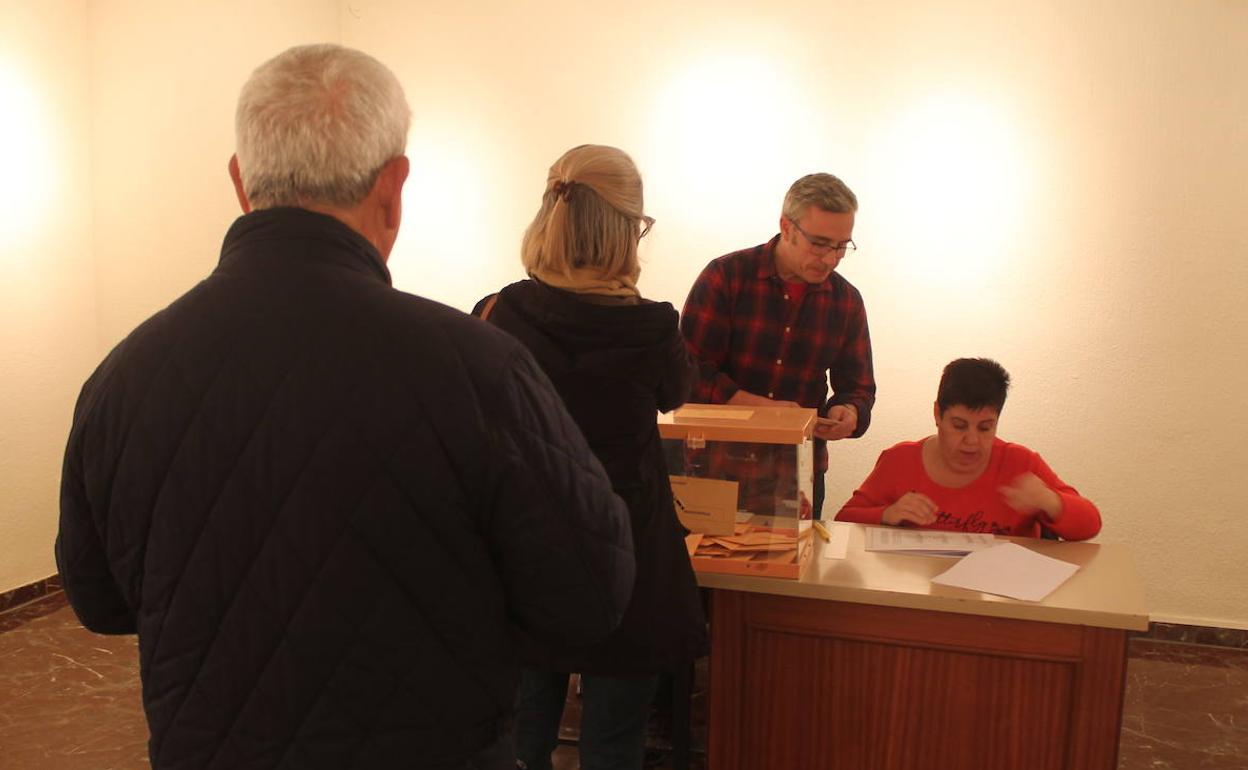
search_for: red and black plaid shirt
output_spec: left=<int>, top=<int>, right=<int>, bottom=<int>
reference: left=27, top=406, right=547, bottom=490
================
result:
left=680, top=236, right=876, bottom=471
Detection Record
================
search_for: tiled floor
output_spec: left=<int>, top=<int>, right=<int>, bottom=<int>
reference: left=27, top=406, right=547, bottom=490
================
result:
left=0, top=593, right=146, bottom=770
left=1117, top=639, right=1248, bottom=769
left=2, top=593, right=1245, bottom=769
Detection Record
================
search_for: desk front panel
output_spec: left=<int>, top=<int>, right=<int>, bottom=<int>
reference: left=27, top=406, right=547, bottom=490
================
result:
left=708, top=590, right=1128, bottom=770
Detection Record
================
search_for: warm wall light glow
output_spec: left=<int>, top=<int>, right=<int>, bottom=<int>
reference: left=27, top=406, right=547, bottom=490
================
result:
left=645, top=54, right=811, bottom=226
left=867, top=90, right=1033, bottom=287
left=389, top=123, right=509, bottom=308
left=649, top=56, right=788, bottom=174
left=0, top=61, right=55, bottom=246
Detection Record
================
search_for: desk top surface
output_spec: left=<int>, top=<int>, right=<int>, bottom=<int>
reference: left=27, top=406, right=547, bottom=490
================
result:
left=695, top=523, right=1149, bottom=631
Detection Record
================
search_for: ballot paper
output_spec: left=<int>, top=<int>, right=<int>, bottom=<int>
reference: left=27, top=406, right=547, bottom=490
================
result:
left=931, top=543, right=1080, bottom=602
left=864, top=526, right=996, bottom=557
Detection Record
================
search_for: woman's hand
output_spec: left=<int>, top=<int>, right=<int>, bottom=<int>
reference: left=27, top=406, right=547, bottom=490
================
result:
left=882, top=492, right=938, bottom=527
left=999, top=472, right=1063, bottom=521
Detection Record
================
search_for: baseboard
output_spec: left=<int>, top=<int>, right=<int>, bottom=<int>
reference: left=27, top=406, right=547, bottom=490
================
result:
left=1136, top=620, right=1248, bottom=649
left=0, top=574, right=62, bottom=615
left=1146, top=612, right=1248, bottom=633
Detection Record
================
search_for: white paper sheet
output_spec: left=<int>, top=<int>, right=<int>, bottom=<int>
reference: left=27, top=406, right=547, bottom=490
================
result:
left=931, top=543, right=1080, bottom=602
left=864, top=526, right=996, bottom=557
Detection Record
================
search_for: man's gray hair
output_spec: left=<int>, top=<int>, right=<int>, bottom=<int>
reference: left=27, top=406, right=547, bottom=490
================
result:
left=235, top=44, right=411, bottom=210
left=781, top=173, right=858, bottom=221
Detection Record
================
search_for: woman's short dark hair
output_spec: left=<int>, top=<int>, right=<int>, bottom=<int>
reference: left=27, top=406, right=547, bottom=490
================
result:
left=936, top=358, right=1010, bottom=414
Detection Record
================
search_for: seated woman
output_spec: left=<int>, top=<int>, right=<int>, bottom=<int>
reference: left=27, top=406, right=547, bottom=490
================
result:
left=835, top=358, right=1100, bottom=540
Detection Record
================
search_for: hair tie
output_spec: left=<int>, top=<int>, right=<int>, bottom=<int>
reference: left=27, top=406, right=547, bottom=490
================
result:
left=552, top=179, right=575, bottom=201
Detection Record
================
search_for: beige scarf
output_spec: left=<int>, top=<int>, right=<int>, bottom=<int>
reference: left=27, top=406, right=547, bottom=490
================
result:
left=531, top=266, right=641, bottom=298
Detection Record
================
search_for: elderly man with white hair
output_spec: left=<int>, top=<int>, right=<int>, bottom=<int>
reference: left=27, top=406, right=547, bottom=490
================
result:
left=56, top=44, right=634, bottom=770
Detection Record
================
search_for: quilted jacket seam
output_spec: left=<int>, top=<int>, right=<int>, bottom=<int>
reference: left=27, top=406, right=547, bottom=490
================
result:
left=152, top=357, right=347, bottom=762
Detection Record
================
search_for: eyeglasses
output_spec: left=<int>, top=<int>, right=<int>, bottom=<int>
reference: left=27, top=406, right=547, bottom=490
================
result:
left=789, top=219, right=856, bottom=256
left=639, top=215, right=655, bottom=240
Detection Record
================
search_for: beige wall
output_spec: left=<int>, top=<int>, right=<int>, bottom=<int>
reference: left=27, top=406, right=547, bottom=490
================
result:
left=3, top=0, right=1245, bottom=628
left=354, top=0, right=1248, bottom=628
left=90, top=0, right=342, bottom=347
left=0, top=1, right=97, bottom=592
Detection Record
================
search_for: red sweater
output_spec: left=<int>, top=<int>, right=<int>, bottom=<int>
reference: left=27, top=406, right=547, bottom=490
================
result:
left=835, top=438, right=1101, bottom=540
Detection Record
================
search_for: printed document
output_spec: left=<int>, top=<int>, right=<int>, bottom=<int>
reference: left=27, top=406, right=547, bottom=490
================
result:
left=864, top=526, right=996, bottom=557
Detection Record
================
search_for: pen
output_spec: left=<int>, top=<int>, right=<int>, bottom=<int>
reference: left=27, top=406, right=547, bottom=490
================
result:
left=812, top=520, right=831, bottom=542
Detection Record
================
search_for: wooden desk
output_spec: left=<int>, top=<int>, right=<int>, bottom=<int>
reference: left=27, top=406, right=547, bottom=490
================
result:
left=696, top=525, right=1148, bottom=770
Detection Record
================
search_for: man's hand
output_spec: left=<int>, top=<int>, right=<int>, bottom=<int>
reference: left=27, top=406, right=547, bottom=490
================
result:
left=726, top=390, right=800, bottom=408
left=814, top=404, right=857, bottom=440
left=999, top=472, right=1063, bottom=520
left=881, top=492, right=938, bottom=527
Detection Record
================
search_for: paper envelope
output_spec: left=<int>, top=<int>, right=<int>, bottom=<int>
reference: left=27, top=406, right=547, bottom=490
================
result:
left=669, top=475, right=739, bottom=536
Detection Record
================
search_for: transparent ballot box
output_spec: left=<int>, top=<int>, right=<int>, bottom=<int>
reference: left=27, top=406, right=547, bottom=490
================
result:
left=658, top=404, right=816, bottom=579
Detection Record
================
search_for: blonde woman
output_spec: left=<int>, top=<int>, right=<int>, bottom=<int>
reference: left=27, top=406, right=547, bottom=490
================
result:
left=474, top=145, right=706, bottom=770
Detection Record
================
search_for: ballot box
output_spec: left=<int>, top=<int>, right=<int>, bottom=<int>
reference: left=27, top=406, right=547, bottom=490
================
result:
left=659, top=404, right=816, bottom=579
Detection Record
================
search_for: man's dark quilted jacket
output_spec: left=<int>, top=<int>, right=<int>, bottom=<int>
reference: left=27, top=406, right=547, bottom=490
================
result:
left=56, top=208, right=635, bottom=770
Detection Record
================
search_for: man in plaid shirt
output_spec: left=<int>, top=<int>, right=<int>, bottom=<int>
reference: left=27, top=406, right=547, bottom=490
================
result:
left=680, top=173, right=876, bottom=518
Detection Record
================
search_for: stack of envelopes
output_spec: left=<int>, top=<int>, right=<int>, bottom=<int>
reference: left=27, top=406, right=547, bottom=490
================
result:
left=685, top=523, right=811, bottom=565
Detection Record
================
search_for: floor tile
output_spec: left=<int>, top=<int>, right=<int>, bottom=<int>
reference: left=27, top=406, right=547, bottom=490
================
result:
left=3, top=598, right=1245, bottom=769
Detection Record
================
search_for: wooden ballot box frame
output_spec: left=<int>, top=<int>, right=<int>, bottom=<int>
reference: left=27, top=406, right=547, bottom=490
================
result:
left=659, top=404, right=817, bottom=579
